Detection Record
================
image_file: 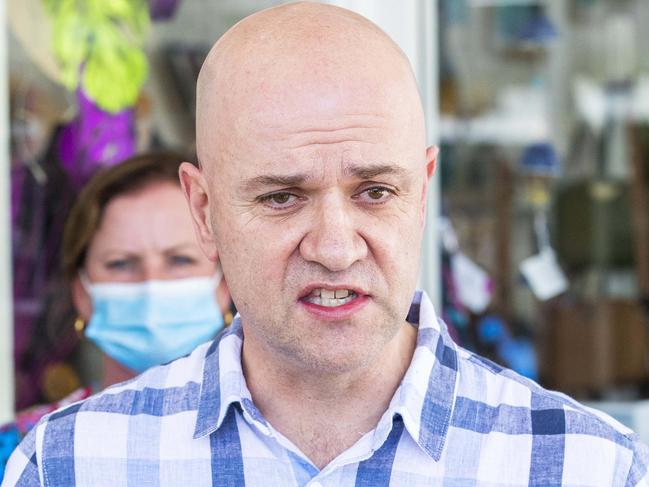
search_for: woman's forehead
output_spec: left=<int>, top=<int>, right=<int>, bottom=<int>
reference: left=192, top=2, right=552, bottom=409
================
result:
left=89, top=184, right=196, bottom=252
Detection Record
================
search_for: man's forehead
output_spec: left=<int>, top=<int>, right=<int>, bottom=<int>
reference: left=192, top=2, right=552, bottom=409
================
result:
left=208, top=41, right=410, bottom=131
left=197, top=3, right=416, bottom=118
left=196, top=2, right=424, bottom=178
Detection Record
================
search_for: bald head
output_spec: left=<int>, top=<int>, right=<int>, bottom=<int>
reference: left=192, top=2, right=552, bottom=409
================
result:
left=181, top=2, right=437, bottom=379
left=195, top=1, right=424, bottom=173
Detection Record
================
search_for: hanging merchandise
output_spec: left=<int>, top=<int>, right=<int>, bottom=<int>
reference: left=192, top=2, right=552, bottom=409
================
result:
left=11, top=129, right=80, bottom=410
left=7, top=0, right=153, bottom=409
left=440, top=216, right=537, bottom=377
left=631, top=76, right=649, bottom=123
left=439, top=214, right=493, bottom=315
left=438, top=216, right=470, bottom=346
left=520, top=247, right=568, bottom=301
left=477, top=315, right=538, bottom=381
left=440, top=215, right=493, bottom=322
left=496, top=4, right=558, bottom=50
left=450, top=252, right=493, bottom=315
left=57, top=89, right=136, bottom=188
left=43, top=0, right=151, bottom=186
left=518, top=143, right=568, bottom=301
left=599, top=82, right=634, bottom=182
left=516, top=5, right=558, bottom=48
left=44, top=0, right=150, bottom=113
left=148, top=0, right=182, bottom=21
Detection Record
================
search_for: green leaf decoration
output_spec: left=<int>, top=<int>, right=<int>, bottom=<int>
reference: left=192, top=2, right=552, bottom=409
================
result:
left=83, top=26, right=148, bottom=112
left=43, top=0, right=150, bottom=112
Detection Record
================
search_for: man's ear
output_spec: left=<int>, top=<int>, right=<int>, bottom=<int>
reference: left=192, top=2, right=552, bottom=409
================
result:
left=419, top=145, right=439, bottom=225
left=179, top=162, right=219, bottom=262
left=71, top=276, right=93, bottom=321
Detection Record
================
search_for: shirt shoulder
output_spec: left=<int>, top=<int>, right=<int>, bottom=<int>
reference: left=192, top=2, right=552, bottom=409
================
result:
left=452, top=346, right=649, bottom=485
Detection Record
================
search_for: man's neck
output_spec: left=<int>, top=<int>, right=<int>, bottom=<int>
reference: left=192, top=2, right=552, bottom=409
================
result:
left=241, top=321, right=418, bottom=469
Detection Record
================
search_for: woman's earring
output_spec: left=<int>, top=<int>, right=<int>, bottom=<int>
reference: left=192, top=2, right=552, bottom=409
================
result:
left=74, top=317, right=86, bottom=337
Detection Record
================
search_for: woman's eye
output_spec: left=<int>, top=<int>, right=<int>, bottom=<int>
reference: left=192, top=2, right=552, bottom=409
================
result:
left=169, top=255, right=196, bottom=266
left=260, top=192, right=299, bottom=209
left=105, top=259, right=132, bottom=270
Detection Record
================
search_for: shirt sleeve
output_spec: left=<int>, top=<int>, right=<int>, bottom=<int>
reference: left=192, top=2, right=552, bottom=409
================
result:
left=628, top=435, right=649, bottom=487
left=0, top=427, right=41, bottom=487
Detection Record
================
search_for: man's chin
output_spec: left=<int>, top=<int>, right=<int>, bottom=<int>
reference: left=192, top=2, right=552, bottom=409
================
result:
left=283, top=348, right=376, bottom=377
left=276, top=327, right=394, bottom=376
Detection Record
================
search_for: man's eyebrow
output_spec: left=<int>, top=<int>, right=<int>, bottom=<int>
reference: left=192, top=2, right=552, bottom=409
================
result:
left=242, top=174, right=312, bottom=192
left=343, top=163, right=409, bottom=180
left=241, top=164, right=409, bottom=193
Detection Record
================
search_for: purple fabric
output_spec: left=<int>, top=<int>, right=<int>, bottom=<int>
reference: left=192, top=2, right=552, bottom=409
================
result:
left=57, top=88, right=136, bottom=188
left=10, top=163, right=25, bottom=228
left=149, top=0, right=181, bottom=20
left=12, top=129, right=82, bottom=409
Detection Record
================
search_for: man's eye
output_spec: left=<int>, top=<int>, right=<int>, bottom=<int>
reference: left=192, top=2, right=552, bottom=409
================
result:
left=259, top=192, right=299, bottom=209
left=356, top=186, right=395, bottom=203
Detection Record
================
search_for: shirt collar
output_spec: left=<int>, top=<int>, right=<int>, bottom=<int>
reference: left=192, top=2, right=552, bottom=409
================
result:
left=193, top=290, right=459, bottom=462
left=193, top=320, right=255, bottom=439
left=387, top=290, right=459, bottom=461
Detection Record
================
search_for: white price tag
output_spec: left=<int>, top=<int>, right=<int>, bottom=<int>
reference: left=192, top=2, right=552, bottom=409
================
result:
left=451, top=253, right=492, bottom=314
left=520, top=248, right=568, bottom=301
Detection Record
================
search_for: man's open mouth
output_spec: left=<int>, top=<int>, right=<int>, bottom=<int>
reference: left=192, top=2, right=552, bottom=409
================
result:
left=302, top=288, right=359, bottom=307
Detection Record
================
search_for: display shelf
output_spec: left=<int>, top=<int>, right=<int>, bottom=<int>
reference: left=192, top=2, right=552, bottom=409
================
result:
left=471, top=0, right=544, bottom=6
left=440, top=114, right=550, bottom=145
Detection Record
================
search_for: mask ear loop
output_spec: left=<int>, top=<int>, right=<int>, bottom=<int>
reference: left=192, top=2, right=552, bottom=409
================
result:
left=79, top=269, right=92, bottom=292
left=214, top=262, right=223, bottom=288
left=75, top=270, right=92, bottom=336
left=213, top=262, right=233, bottom=326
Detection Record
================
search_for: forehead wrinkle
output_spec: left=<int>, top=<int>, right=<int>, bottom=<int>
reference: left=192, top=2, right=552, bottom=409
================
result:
left=279, top=124, right=390, bottom=150
left=240, top=161, right=412, bottom=195
left=253, top=112, right=394, bottom=152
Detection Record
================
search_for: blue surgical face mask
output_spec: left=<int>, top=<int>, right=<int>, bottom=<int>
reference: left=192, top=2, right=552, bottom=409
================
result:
left=81, top=271, right=224, bottom=373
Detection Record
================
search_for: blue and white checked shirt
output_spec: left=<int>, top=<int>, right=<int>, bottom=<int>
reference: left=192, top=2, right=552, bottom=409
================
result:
left=3, top=291, right=649, bottom=486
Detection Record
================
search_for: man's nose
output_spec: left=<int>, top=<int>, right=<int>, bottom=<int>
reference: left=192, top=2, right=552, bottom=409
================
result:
left=299, top=195, right=367, bottom=272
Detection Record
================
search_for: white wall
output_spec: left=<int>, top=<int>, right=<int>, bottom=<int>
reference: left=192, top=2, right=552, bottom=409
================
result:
left=0, top=0, right=15, bottom=423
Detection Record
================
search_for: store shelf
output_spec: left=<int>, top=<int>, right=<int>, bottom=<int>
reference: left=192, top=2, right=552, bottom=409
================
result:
left=440, top=114, right=550, bottom=145
left=471, top=0, right=544, bottom=6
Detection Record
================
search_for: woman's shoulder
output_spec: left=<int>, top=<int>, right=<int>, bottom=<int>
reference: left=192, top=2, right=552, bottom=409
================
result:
left=0, top=387, right=92, bottom=481
left=4, top=387, right=93, bottom=437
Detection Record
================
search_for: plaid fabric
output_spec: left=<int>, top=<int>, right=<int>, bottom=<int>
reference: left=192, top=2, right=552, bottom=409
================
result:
left=3, top=291, right=648, bottom=486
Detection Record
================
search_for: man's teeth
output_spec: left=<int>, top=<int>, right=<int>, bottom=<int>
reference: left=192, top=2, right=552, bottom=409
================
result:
left=306, top=289, right=357, bottom=307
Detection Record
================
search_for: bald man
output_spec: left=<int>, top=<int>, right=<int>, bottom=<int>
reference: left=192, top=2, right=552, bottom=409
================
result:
left=3, top=3, right=649, bottom=487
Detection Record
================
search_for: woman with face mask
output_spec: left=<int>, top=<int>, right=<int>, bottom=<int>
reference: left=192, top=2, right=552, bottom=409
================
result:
left=0, top=152, right=231, bottom=478
left=66, top=151, right=231, bottom=385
